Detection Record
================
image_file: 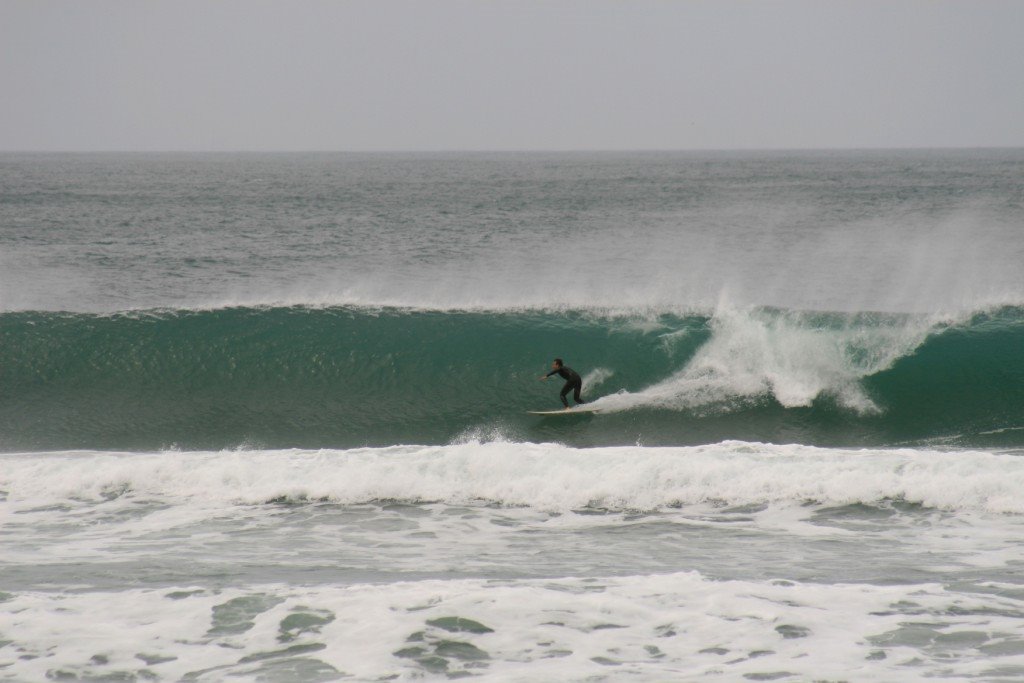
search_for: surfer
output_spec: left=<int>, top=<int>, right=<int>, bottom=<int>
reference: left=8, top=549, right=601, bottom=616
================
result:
left=539, top=358, right=586, bottom=409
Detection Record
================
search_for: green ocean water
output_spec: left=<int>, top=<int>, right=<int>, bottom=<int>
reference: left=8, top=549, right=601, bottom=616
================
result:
left=2, top=304, right=1022, bottom=450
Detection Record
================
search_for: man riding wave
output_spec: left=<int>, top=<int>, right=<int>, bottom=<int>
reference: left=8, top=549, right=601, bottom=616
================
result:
left=539, top=358, right=586, bottom=409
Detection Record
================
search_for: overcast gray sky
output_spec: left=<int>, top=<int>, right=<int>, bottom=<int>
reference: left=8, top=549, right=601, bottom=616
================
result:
left=2, top=0, right=1022, bottom=151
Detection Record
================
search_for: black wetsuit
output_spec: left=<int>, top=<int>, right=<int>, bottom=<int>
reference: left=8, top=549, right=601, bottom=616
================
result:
left=546, top=366, right=585, bottom=407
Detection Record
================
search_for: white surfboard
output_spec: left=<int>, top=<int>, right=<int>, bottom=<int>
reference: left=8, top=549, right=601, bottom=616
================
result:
left=528, top=406, right=601, bottom=415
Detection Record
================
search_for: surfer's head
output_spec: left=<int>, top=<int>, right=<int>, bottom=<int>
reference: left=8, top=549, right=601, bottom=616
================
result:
left=552, top=358, right=563, bottom=369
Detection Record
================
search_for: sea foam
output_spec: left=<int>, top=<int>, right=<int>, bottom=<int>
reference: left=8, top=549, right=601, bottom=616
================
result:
left=3, top=441, right=1023, bottom=514
left=593, top=305, right=954, bottom=414
left=3, top=571, right=1022, bottom=681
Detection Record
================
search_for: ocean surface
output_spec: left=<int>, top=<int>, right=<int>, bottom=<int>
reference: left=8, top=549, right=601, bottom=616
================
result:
left=1, top=150, right=1023, bottom=681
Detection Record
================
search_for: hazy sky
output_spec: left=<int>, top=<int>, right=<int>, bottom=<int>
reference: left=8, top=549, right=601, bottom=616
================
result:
left=2, top=0, right=1022, bottom=151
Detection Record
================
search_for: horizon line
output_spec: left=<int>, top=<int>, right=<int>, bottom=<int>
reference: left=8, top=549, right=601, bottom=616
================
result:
left=2, top=145, right=1022, bottom=155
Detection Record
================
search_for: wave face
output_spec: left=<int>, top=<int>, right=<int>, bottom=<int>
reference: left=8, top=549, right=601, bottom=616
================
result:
left=2, top=304, right=1022, bottom=451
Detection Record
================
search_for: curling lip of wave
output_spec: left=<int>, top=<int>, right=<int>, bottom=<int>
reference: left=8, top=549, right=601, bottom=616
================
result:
left=20, top=295, right=1024, bottom=317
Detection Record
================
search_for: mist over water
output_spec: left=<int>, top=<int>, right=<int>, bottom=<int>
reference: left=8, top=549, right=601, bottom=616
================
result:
left=3, top=151, right=1024, bottom=681
left=1, top=150, right=1021, bottom=314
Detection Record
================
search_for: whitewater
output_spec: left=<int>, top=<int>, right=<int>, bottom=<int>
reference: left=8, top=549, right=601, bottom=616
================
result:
left=1, top=150, right=1023, bottom=681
